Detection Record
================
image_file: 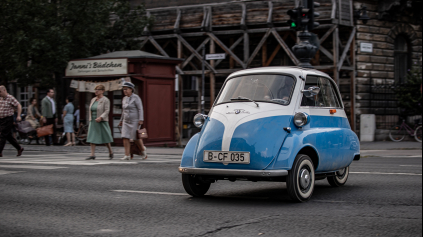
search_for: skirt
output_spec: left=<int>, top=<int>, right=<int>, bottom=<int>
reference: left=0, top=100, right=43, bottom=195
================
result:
left=63, top=115, right=74, bottom=133
left=87, top=121, right=114, bottom=144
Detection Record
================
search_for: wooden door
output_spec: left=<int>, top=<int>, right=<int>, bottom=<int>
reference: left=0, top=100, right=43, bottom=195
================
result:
left=144, top=79, right=175, bottom=144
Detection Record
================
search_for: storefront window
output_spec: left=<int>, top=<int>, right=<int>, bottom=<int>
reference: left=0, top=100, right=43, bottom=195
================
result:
left=113, top=90, right=122, bottom=115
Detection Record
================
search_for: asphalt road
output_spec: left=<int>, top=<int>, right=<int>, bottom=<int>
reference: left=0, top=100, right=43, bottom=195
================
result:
left=0, top=151, right=421, bottom=237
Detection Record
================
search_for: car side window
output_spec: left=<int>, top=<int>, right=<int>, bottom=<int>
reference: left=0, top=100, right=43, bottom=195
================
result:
left=301, top=76, right=341, bottom=108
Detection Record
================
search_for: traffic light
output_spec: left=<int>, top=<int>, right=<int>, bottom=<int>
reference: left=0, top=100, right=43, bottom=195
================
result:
left=287, top=8, right=301, bottom=30
left=307, top=1, right=320, bottom=30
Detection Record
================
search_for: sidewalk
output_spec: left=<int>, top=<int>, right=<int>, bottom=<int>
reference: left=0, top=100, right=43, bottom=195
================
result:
left=4, top=141, right=421, bottom=157
left=4, top=144, right=185, bottom=156
left=360, top=141, right=421, bottom=150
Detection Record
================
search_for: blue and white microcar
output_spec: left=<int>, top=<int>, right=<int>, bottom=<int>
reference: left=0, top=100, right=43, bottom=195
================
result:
left=179, top=67, right=360, bottom=202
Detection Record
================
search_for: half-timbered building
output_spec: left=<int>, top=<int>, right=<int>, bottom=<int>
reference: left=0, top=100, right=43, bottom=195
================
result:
left=128, top=0, right=422, bottom=142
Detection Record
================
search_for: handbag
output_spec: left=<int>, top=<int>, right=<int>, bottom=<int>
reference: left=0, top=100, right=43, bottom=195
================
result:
left=137, top=127, right=148, bottom=139
left=130, top=141, right=142, bottom=159
left=36, top=124, right=54, bottom=137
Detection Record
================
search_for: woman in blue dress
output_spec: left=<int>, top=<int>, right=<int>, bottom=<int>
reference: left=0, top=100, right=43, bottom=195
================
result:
left=63, top=96, right=75, bottom=146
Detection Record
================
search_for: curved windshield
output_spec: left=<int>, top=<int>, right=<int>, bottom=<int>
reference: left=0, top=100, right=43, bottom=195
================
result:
left=216, top=74, right=296, bottom=106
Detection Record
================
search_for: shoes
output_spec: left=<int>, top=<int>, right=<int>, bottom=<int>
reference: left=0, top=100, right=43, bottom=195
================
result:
left=64, top=143, right=72, bottom=147
left=72, top=143, right=76, bottom=146
left=120, top=156, right=131, bottom=161
left=140, top=147, right=148, bottom=160
left=17, top=148, right=24, bottom=157
left=86, top=156, right=96, bottom=160
left=109, top=153, right=114, bottom=160
left=0, top=153, right=2, bottom=157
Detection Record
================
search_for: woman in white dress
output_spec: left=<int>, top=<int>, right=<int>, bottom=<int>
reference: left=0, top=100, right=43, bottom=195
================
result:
left=119, top=82, right=147, bottom=160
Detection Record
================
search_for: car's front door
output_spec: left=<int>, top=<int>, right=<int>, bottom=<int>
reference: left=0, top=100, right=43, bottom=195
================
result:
left=297, top=75, right=353, bottom=172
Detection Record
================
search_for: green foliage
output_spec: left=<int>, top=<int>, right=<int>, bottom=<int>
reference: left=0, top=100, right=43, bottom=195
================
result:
left=0, top=0, right=153, bottom=87
left=394, top=67, right=423, bottom=116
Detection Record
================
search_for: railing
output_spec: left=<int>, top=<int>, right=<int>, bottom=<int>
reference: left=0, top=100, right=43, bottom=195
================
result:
left=368, top=79, right=422, bottom=129
left=144, top=0, right=353, bottom=33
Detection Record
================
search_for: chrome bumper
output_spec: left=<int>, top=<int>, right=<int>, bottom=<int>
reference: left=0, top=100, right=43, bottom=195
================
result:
left=178, top=167, right=288, bottom=177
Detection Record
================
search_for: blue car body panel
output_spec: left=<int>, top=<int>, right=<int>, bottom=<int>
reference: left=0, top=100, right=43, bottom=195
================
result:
left=270, top=115, right=360, bottom=173
left=192, top=116, right=291, bottom=170
left=181, top=115, right=360, bottom=173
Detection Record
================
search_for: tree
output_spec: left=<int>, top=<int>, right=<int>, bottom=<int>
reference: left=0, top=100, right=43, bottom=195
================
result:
left=0, top=0, right=152, bottom=87
left=394, top=67, right=422, bottom=116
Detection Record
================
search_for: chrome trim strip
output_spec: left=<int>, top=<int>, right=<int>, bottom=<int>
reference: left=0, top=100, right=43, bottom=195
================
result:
left=178, top=167, right=289, bottom=177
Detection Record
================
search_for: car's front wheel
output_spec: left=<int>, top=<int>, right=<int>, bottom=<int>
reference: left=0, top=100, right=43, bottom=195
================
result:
left=182, top=174, right=211, bottom=197
left=327, top=166, right=350, bottom=187
left=286, top=154, right=315, bottom=202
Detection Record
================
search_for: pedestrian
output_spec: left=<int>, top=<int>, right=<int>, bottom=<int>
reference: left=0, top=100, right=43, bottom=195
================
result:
left=119, top=82, right=147, bottom=160
left=63, top=96, right=75, bottom=146
left=74, top=105, right=80, bottom=127
left=26, top=98, right=41, bottom=129
left=0, top=85, right=24, bottom=157
left=41, top=89, right=58, bottom=146
left=85, top=84, right=114, bottom=160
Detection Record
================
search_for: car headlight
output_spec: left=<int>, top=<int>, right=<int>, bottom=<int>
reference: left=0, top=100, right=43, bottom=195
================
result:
left=294, top=112, right=309, bottom=127
left=193, top=114, right=207, bottom=128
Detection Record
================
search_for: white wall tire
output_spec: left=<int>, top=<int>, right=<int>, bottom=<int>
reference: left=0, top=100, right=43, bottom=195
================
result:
left=286, top=154, right=315, bottom=202
left=182, top=174, right=211, bottom=197
left=327, top=166, right=349, bottom=187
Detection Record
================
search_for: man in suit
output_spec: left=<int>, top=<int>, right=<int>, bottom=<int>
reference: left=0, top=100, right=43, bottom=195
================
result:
left=41, top=89, right=58, bottom=146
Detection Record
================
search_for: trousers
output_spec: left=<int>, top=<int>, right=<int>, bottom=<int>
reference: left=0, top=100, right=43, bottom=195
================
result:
left=0, top=116, right=21, bottom=153
left=44, top=117, right=57, bottom=145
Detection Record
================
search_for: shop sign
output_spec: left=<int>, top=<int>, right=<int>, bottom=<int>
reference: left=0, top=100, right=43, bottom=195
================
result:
left=65, top=59, right=127, bottom=76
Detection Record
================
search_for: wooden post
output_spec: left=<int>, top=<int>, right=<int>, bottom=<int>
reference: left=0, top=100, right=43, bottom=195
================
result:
left=177, top=39, right=183, bottom=146
left=230, top=38, right=235, bottom=69
left=262, top=40, right=268, bottom=67
left=198, top=76, right=202, bottom=113
left=210, top=39, right=216, bottom=107
left=333, top=27, right=339, bottom=85
left=350, top=29, right=356, bottom=132
left=244, top=32, right=249, bottom=65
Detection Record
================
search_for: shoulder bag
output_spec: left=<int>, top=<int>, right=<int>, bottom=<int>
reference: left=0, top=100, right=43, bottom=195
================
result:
left=137, top=127, right=148, bottom=140
left=37, top=124, right=54, bottom=137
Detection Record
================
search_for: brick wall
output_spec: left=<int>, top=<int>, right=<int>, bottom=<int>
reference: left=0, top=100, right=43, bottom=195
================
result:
left=354, top=0, right=422, bottom=140
left=130, top=0, right=233, bottom=9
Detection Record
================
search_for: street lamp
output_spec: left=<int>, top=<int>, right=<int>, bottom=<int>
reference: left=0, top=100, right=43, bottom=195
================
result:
left=354, top=4, right=370, bottom=24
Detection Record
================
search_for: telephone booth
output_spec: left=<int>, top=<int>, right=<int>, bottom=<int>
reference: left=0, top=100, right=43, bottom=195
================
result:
left=64, top=50, right=182, bottom=146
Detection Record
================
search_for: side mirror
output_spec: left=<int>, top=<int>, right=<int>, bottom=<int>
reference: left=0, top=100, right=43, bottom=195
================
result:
left=302, top=86, right=320, bottom=96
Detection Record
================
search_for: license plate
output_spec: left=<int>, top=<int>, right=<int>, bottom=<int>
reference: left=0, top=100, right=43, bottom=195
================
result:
left=204, top=151, right=250, bottom=164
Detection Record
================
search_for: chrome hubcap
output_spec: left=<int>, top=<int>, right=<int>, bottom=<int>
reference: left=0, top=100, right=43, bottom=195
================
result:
left=337, top=168, right=346, bottom=177
left=299, top=169, right=311, bottom=189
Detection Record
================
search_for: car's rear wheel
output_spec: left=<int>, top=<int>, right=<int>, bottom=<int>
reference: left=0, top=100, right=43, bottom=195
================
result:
left=182, top=174, right=211, bottom=197
left=286, top=154, right=315, bottom=202
left=327, top=166, right=350, bottom=187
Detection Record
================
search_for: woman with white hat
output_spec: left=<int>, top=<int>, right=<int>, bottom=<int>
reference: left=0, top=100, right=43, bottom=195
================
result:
left=119, top=82, right=147, bottom=160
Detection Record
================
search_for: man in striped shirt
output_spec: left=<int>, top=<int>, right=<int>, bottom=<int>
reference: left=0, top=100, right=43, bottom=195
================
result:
left=0, top=85, right=24, bottom=157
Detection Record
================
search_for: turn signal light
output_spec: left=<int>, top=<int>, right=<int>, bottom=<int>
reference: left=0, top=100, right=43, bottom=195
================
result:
left=330, top=109, right=337, bottom=114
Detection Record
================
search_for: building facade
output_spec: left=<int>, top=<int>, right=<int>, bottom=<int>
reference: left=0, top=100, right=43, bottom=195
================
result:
left=128, top=0, right=421, bottom=142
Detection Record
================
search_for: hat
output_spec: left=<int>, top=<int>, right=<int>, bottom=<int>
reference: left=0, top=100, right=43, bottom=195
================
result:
left=122, top=81, right=135, bottom=89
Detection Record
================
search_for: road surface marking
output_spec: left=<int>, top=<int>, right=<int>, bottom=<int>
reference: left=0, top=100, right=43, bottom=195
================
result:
left=400, top=165, right=422, bottom=167
left=313, top=200, right=347, bottom=203
left=0, top=165, right=67, bottom=170
left=112, top=190, right=188, bottom=196
left=363, top=156, right=423, bottom=158
left=0, top=170, right=24, bottom=175
left=351, top=172, right=422, bottom=176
